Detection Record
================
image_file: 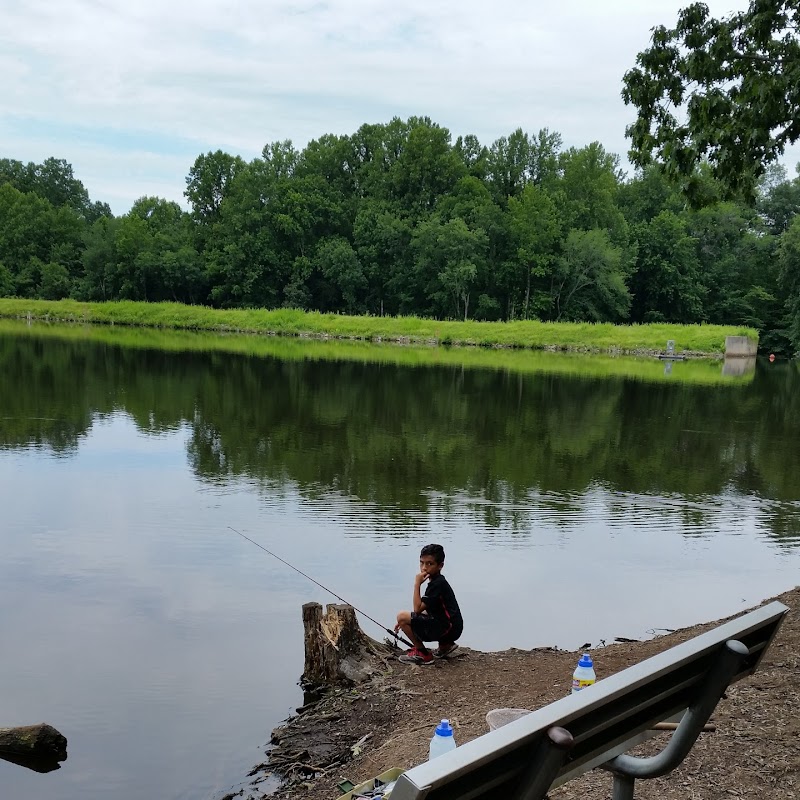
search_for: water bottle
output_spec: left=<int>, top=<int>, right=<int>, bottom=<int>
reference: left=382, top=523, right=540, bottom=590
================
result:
left=571, top=653, right=596, bottom=694
left=429, top=719, right=456, bottom=759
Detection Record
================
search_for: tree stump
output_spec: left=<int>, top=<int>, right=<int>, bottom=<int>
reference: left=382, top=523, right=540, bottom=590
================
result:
left=0, top=723, right=68, bottom=773
left=301, top=603, right=394, bottom=688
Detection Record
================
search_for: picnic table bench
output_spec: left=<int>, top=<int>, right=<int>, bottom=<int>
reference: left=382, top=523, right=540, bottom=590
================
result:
left=389, top=600, right=788, bottom=800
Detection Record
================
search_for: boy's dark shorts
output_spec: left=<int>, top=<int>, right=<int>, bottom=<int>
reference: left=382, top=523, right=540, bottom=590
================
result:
left=410, top=612, right=463, bottom=644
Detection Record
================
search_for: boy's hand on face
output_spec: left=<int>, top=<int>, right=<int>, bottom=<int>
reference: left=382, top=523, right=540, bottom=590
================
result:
left=415, top=571, right=429, bottom=586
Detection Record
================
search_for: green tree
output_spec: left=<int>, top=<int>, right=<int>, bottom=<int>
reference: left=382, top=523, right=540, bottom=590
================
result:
left=630, top=210, right=705, bottom=322
left=529, top=128, right=563, bottom=189
left=283, top=255, right=313, bottom=309
left=39, top=260, right=72, bottom=299
left=0, top=183, right=83, bottom=297
left=387, top=117, right=465, bottom=217
left=550, top=229, right=630, bottom=321
left=0, top=262, right=12, bottom=296
left=299, top=133, right=357, bottom=189
left=777, top=214, right=800, bottom=350
left=411, top=217, right=488, bottom=320
left=688, top=201, right=779, bottom=330
left=203, top=158, right=285, bottom=308
left=487, top=128, right=534, bottom=201
left=203, top=149, right=347, bottom=309
left=557, top=142, right=628, bottom=241
left=486, top=128, right=562, bottom=202
left=79, top=216, right=120, bottom=300
left=112, top=214, right=152, bottom=300
left=758, top=163, right=800, bottom=235
left=78, top=200, right=198, bottom=303
left=437, top=176, right=511, bottom=320
left=507, top=184, right=561, bottom=319
left=454, top=134, right=489, bottom=180
left=0, top=158, right=27, bottom=189
left=353, top=199, right=413, bottom=316
left=185, top=150, right=246, bottom=238
left=348, top=118, right=410, bottom=199
left=128, top=196, right=205, bottom=303
left=297, top=133, right=360, bottom=227
left=262, top=140, right=299, bottom=180
left=617, top=165, right=686, bottom=225
left=622, top=0, right=800, bottom=202
left=1, top=156, right=109, bottom=222
left=29, top=157, right=91, bottom=216
left=314, top=237, right=366, bottom=313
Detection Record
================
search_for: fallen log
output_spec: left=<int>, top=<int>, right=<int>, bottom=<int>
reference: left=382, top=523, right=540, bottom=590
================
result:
left=301, top=602, right=395, bottom=688
left=0, top=723, right=68, bottom=773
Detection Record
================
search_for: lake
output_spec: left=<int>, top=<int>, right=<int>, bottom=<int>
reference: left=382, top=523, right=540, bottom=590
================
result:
left=1, top=321, right=798, bottom=800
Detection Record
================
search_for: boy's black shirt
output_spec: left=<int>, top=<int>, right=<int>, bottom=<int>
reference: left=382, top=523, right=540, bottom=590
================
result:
left=422, top=573, right=462, bottom=625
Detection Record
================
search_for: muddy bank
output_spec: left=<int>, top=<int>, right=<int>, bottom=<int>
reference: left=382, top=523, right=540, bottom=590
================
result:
left=235, top=586, right=798, bottom=800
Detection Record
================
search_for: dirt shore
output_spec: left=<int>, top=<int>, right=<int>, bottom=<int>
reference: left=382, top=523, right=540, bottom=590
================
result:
left=237, top=586, right=798, bottom=800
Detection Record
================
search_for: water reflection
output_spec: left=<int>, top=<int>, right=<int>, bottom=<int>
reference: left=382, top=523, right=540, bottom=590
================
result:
left=1, top=325, right=799, bottom=800
left=1, top=326, right=798, bottom=543
left=722, top=356, right=757, bottom=377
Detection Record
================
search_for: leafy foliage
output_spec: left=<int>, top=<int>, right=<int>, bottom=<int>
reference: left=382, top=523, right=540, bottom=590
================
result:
left=552, top=229, right=630, bottom=322
left=2, top=106, right=800, bottom=352
left=778, top=215, right=800, bottom=344
left=622, top=0, right=800, bottom=203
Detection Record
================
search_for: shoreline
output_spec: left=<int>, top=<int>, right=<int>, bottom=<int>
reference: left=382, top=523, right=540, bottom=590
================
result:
left=0, top=315, right=755, bottom=387
left=239, top=585, right=798, bottom=800
left=1, top=314, right=720, bottom=359
left=0, top=299, right=756, bottom=358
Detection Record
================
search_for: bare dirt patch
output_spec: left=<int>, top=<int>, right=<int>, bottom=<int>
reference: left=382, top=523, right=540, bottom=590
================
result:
left=234, top=586, right=798, bottom=800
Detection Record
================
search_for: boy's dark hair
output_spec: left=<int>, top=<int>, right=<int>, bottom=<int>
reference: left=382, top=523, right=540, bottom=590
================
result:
left=420, top=543, right=445, bottom=564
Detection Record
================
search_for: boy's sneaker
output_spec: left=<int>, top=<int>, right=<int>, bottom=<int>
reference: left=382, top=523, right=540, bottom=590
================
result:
left=398, top=647, right=434, bottom=665
left=433, top=643, right=459, bottom=659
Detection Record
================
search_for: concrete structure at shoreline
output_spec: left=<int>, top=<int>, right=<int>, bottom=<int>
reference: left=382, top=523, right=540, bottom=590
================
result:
left=725, top=336, right=758, bottom=357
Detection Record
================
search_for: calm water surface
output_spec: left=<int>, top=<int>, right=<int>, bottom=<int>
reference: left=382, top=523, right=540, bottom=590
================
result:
left=1, top=324, right=798, bottom=800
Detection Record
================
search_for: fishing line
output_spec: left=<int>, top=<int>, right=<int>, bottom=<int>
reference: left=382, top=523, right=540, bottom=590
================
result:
left=227, top=526, right=412, bottom=649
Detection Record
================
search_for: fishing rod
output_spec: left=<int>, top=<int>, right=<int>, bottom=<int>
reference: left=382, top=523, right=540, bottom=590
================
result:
left=227, top=526, right=413, bottom=649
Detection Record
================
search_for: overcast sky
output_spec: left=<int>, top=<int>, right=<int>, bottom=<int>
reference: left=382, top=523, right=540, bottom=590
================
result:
left=3, top=0, right=798, bottom=215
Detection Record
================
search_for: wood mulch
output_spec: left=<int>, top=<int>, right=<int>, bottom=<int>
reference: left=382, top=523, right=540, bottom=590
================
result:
left=230, top=585, right=799, bottom=800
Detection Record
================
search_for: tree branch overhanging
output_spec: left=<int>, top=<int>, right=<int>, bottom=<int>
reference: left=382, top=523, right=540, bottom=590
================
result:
left=623, top=0, right=800, bottom=203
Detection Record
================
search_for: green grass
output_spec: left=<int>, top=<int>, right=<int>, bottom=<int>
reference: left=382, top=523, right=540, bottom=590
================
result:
left=0, top=317, right=756, bottom=386
left=0, top=298, right=758, bottom=355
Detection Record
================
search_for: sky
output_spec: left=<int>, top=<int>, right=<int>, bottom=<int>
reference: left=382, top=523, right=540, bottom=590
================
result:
left=3, top=0, right=799, bottom=216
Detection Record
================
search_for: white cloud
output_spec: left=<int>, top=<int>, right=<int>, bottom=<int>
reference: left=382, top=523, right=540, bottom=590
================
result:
left=1, top=0, right=797, bottom=214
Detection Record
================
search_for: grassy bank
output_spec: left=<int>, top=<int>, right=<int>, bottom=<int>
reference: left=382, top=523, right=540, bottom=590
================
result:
left=0, top=318, right=754, bottom=385
left=0, top=298, right=757, bottom=355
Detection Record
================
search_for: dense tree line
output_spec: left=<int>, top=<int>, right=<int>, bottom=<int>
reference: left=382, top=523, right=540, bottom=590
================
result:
left=1, top=119, right=800, bottom=352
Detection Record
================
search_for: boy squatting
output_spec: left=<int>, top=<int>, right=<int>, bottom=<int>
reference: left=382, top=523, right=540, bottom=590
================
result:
left=394, top=543, right=463, bottom=665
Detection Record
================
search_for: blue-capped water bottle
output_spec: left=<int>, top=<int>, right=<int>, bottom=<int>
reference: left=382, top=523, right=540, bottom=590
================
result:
left=571, top=653, right=596, bottom=694
left=429, top=719, right=456, bottom=759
